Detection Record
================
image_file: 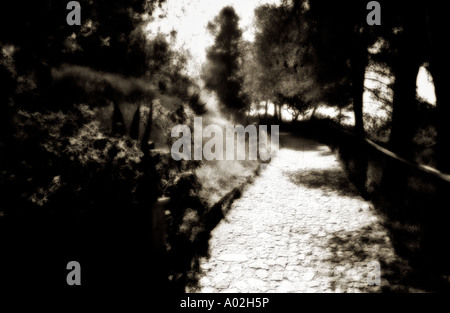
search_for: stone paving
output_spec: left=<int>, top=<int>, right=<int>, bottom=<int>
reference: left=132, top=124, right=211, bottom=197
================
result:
left=192, top=133, right=406, bottom=293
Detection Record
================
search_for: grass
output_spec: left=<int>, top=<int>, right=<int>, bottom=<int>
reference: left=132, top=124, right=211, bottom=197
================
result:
left=195, top=160, right=259, bottom=208
left=191, top=112, right=272, bottom=207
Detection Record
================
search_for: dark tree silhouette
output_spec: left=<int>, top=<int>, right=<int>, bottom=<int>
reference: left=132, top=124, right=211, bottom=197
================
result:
left=426, top=3, right=450, bottom=174
left=309, top=0, right=377, bottom=137
left=376, top=2, right=427, bottom=159
left=202, top=6, right=249, bottom=120
left=0, top=1, right=166, bottom=86
left=130, top=104, right=141, bottom=140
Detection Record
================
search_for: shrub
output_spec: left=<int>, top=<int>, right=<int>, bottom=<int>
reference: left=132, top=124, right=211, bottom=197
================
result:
left=51, top=64, right=157, bottom=109
left=3, top=104, right=158, bottom=216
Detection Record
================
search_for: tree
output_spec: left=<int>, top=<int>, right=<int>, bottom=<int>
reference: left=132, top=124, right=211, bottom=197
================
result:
left=147, top=31, right=193, bottom=97
left=374, top=2, right=427, bottom=159
left=309, top=0, right=379, bottom=137
left=240, top=41, right=272, bottom=120
left=306, top=0, right=381, bottom=195
left=66, top=0, right=167, bottom=76
left=0, top=1, right=183, bottom=289
left=426, top=3, right=450, bottom=174
left=247, top=1, right=318, bottom=123
left=202, top=6, right=249, bottom=120
left=0, top=1, right=165, bottom=82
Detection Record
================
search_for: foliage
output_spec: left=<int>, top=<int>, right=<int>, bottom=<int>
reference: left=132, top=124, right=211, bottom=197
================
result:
left=51, top=64, right=157, bottom=108
left=202, top=6, right=249, bottom=120
left=195, top=160, right=255, bottom=208
left=188, top=91, right=208, bottom=115
left=3, top=104, right=157, bottom=215
left=1, top=0, right=166, bottom=76
left=242, top=2, right=319, bottom=121
left=147, top=32, right=193, bottom=97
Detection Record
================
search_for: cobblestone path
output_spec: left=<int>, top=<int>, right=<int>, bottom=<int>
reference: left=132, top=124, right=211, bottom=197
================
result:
left=193, top=133, right=404, bottom=293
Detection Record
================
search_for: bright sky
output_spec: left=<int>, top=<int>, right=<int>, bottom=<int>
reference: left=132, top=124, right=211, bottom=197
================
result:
left=146, top=0, right=281, bottom=77
left=416, top=66, right=436, bottom=105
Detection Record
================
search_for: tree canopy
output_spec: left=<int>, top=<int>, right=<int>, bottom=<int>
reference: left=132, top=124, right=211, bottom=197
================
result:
left=202, top=6, right=249, bottom=120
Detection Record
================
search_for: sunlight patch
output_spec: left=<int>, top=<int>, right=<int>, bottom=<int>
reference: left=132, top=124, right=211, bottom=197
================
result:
left=416, top=65, right=436, bottom=106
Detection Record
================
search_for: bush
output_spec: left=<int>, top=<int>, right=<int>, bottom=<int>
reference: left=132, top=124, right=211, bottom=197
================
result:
left=2, top=104, right=158, bottom=216
left=51, top=64, right=157, bottom=109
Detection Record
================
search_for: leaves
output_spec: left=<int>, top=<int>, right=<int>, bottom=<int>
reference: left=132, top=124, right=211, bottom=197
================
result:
left=241, top=2, right=318, bottom=117
left=202, top=6, right=249, bottom=118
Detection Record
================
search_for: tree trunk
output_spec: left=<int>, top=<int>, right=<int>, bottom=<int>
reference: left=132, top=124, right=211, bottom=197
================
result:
left=0, top=65, right=16, bottom=146
left=264, top=100, right=269, bottom=120
left=427, top=4, right=450, bottom=174
left=310, top=103, right=318, bottom=120
left=278, top=104, right=282, bottom=123
left=350, top=38, right=368, bottom=138
left=112, top=102, right=126, bottom=136
left=429, top=66, right=450, bottom=173
left=423, top=3, right=450, bottom=270
left=381, top=32, right=422, bottom=201
left=347, top=33, right=369, bottom=197
left=130, top=104, right=141, bottom=140
left=141, top=101, right=153, bottom=150
left=388, top=55, right=421, bottom=159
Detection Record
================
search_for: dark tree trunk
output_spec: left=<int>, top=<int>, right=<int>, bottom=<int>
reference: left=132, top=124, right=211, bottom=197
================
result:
left=130, top=104, right=141, bottom=140
left=339, top=37, right=368, bottom=197
left=429, top=66, right=450, bottom=173
left=381, top=30, right=423, bottom=201
left=350, top=38, right=368, bottom=138
left=343, top=40, right=370, bottom=198
left=0, top=65, right=16, bottom=146
left=112, top=102, right=126, bottom=136
left=141, top=102, right=153, bottom=150
left=264, top=100, right=269, bottom=120
left=388, top=58, right=421, bottom=159
left=427, top=4, right=450, bottom=174
left=421, top=3, right=450, bottom=271
left=340, top=34, right=370, bottom=207
left=310, top=103, right=318, bottom=120
left=387, top=4, right=427, bottom=159
left=278, top=104, right=282, bottom=123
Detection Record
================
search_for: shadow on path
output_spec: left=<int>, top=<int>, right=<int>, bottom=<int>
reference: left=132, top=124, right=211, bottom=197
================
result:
left=286, top=168, right=360, bottom=198
left=192, top=132, right=450, bottom=293
left=279, top=132, right=323, bottom=151
left=325, top=227, right=450, bottom=292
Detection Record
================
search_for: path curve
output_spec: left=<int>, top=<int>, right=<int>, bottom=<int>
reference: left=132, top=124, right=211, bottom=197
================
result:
left=193, top=133, right=402, bottom=293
